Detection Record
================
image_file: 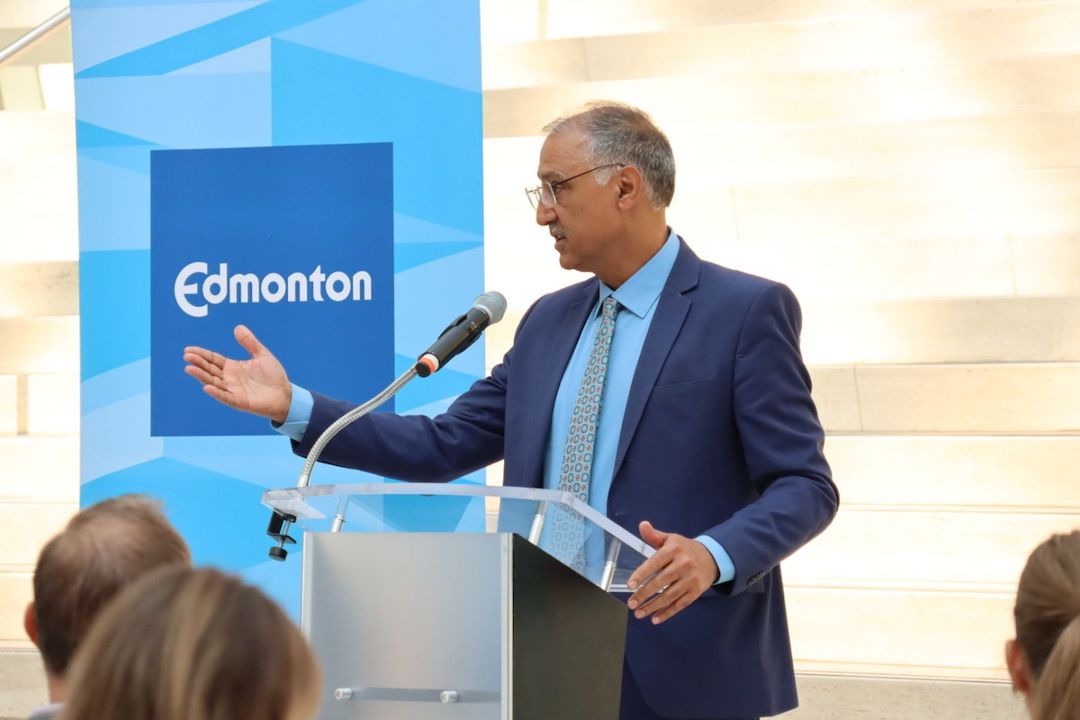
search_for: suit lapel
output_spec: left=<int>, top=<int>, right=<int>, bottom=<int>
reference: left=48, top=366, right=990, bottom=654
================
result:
left=612, top=240, right=701, bottom=481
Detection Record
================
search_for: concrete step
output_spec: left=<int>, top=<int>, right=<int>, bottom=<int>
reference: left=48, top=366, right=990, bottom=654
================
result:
left=0, top=501, right=75, bottom=568
left=0, top=318, right=78, bottom=373
left=826, top=434, right=1080, bottom=508
left=720, top=168, right=1080, bottom=244
left=0, top=111, right=73, bottom=158
left=0, top=436, right=78, bottom=501
left=571, top=168, right=1080, bottom=252
left=0, top=62, right=72, bottom=111
left=784, top=508, right=1080, bottom=588
left=708, top=234, right=1080, bottom=302
left=487, top=110, right=1080, bottom=186
left=484, top=2, right=1080, bottom=88
left=0, top=373, right=78, bottom=436
left=811, top=363, right=1080, bottom=433
left=788, top=585, right=1014, bottom=679
left=485, top=186, right=1080, bottom=304
left=481, top=0, right=1063, bottom=43
left=799, top=296, right=1080, bottom=364
left=22, top=374, right=77, bottom=435
left=484, top=54, right=1080, bottom=135
left=0, top=112, right=77, bottom=262
left=0, top=573, right=33, bottom=650
left=0, top=377, right=12, bottom=434
left=0, top=262, right=77, bottom=317
left=787, top=673, right=1021, bottom=719
left=0, top=650, right=46, bottom=720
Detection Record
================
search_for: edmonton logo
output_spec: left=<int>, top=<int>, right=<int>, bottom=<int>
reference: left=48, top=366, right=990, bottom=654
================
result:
left=174, top=262, right=374, bottom=318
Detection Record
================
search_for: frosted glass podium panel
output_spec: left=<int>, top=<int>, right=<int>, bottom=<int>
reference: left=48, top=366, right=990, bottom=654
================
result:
left=262, top=483, right=655, bottom=591
left=260, top=484, right=648, bottom=720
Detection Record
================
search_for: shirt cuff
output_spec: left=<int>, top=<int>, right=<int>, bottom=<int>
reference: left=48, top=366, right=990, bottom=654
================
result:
left=695, top=535, right=736, bottom=584
left=270, top=384, right=313, bottom=442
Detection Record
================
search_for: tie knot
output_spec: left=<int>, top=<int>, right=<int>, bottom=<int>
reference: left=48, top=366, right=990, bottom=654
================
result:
left=601, top=295, right=620, bottom=319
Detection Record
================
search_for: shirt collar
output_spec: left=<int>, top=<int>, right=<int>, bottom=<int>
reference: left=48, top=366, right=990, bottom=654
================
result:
left=598, top=228, right=680, bottom=318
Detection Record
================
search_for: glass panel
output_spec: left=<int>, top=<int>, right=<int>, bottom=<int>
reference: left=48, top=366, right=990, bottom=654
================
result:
left=264, top=483, right=653, bottom=592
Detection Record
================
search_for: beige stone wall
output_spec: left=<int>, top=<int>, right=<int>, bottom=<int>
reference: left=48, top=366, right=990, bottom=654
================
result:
left=479, top=0, right=1080, bottom=682
left=0, top=108, right=79, bottom=655
left=2, top=0, right=1078, bottom=695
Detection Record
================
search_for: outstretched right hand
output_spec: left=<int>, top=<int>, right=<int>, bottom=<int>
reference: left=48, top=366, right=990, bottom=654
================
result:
left=183, top=325, right=292, bottom=424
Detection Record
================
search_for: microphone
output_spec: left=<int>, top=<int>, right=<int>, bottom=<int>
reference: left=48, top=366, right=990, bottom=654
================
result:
left=266, top=291, right=506, bottom=560
left=415, top=291, right=507, bottom=377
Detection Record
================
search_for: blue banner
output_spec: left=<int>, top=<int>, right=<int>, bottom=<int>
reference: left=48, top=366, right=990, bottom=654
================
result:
left=72, top=0, right=483, bottom=615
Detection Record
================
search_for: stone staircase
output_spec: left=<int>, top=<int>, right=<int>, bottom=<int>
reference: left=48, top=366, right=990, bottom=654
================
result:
left=478, top=0, right=1080, bottom=715
left=3, top=0, right=1077, bottom=717
left=0, top=4, right=80, bottom=717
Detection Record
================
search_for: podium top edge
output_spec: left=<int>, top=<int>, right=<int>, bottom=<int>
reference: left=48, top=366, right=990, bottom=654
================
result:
left=262, top=482, right=654, bottom=559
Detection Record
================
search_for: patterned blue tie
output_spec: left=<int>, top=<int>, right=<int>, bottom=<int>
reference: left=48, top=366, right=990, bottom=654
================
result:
left=552, top=295, right=621, bottom=569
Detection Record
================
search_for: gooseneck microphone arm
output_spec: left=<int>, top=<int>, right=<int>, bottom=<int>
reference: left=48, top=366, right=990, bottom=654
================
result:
left=297, top=366, right=418, bottom=489
left=267, top=291, right=507, bottom=560
left=267, top=366, right=418, bottom=561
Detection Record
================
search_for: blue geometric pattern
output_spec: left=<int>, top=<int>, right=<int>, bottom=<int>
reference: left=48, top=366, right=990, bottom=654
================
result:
left=72, top=0, right=483, bottom=615
left=76, top=0, right=360, bottom=78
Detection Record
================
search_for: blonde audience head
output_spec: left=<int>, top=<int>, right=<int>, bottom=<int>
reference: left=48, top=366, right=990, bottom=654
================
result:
left=1006, top=530, right=1080, bottom=720
left=61, top=566, right=321, bottom=720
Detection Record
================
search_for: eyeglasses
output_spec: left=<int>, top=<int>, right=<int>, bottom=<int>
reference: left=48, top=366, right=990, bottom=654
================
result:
left=525, top=163, right=623, bottom=210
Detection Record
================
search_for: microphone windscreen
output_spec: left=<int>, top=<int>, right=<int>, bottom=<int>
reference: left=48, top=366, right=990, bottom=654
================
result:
left=474, top=291, right=507, bottom=324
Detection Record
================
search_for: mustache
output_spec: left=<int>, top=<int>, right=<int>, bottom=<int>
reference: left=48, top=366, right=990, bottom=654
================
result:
left=550, top=224, right=566, bottom=238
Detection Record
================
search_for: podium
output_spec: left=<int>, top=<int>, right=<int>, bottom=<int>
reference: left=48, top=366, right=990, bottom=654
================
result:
left=263, top=483, right=655, bottom=720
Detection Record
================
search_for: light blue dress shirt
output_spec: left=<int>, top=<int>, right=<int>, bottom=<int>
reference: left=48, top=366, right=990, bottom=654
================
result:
left=275, top=229, right=734, bottom=583
left=540, top=230, right=733, bottom=584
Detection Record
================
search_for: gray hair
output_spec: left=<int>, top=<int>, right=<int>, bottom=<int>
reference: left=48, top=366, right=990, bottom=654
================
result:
left=543, top=101, right=676, bottom=209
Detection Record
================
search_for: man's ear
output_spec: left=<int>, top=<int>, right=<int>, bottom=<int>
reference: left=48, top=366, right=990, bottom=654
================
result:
left=1005, top=638, right=1032, bottom=694
left=24, top=602, right=38, bottom=647
left=615, top=166, right=645, bottom=206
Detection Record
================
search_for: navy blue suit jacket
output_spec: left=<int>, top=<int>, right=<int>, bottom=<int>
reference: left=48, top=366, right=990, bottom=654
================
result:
left=295, top=239, right=838, bottom=718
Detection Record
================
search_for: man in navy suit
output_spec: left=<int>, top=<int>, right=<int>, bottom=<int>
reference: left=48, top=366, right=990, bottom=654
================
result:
left=185, top=102, right=837, bottom=719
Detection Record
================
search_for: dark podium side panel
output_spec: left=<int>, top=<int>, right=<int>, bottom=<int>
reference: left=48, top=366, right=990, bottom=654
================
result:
left=510, top=535, right=626, bottom=720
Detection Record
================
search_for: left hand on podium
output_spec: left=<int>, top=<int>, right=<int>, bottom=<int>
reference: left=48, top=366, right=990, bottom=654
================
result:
left=625, top=520, right=719, bottom=625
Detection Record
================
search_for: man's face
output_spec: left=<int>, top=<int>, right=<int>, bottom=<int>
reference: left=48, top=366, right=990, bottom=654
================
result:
left=534, top=128, right=620, bottom=277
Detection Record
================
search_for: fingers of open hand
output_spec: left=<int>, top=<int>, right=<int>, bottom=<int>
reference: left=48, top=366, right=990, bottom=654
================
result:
left=183, top=354, right=231, bottom=394
left=626, top=552, right=664, bottom=594
left=234, top=325, right=266, bottom=358
left=645, top=585, right=698, bottom=625
left=184, top=363, right=219, bottom=388
left=626, top=539, right=709, bottom=625
left=183, top=348, right=225, bottom=377
left=628, top=563, right=680, bottom=612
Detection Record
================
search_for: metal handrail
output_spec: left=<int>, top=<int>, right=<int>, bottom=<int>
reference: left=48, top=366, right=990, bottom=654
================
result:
left=0, top=6, right=71, bottom=69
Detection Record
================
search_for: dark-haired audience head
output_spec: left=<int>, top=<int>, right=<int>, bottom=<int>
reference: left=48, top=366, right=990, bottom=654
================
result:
left=25, top=495, right=191, bottom=702
left=1006, top=530, right=1080, bottom=720
left=61, top=566, right=321, bottom=720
